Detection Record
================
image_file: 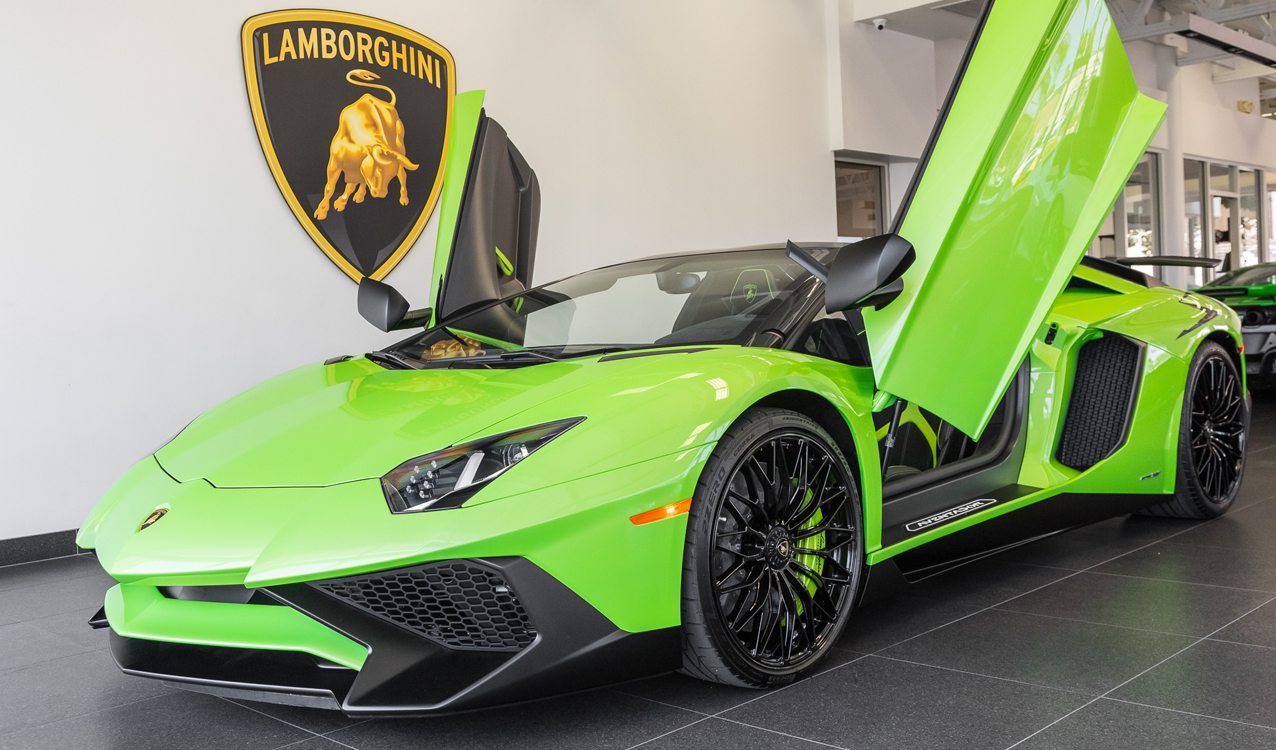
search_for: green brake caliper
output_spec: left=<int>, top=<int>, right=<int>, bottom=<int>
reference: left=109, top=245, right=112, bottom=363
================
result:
left=793, top=486, right=825, bottom=613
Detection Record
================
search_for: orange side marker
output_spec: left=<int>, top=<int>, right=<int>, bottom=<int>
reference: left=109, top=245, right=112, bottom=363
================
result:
left=630, top=498, right=693, bottom=525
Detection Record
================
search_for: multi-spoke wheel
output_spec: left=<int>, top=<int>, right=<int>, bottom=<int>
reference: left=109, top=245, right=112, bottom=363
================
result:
left=1141, top=341, right=1248, bottom=519
left=680, top=408, right=862, bottom=687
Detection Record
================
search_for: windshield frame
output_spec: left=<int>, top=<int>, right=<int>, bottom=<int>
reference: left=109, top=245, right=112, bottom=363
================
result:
left=380, top=247, right=833, bottom=365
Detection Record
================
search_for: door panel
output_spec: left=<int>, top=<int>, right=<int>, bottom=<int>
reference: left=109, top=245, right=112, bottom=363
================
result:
left=431, top=92, right=541, bottom=322
left=861, top=0, right=1165, bottom=438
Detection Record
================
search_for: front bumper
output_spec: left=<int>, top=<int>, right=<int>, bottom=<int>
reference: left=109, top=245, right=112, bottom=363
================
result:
left=101, top=557, right=680, bottom=715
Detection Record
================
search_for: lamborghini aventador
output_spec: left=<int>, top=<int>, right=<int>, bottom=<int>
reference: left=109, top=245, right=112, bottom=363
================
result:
left=76, top=0, right=1250, bottom=714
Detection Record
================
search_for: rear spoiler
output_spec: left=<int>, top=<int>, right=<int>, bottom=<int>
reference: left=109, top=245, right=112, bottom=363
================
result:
left=1103, top=256, right=1222, bottom=269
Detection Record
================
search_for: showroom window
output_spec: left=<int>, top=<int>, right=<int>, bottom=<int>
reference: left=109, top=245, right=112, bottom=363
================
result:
left=835, top=162, right=885, bottom=242
left=1091, top=153, right=1161, bottom=271
left=1178, top=159, right=1276, bottom=284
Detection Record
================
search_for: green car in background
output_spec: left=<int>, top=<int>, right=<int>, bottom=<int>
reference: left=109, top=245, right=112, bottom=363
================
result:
left=76, top=0, right=1250, bottom=714
left=1197, top=263, right=1276, bottom=379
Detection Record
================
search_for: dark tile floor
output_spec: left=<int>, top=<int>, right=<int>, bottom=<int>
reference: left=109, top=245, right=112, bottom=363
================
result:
left=6, top=405, right=1276, bottom=749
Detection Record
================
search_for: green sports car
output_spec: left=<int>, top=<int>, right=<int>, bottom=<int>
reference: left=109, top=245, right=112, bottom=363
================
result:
left=1196, top=262, right=1276, bottom=378
left=77, top=0, right=1249, bottom=714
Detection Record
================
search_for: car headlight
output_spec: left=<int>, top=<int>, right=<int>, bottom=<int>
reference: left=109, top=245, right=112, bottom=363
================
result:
left=382, top=417, right=584, bottom=514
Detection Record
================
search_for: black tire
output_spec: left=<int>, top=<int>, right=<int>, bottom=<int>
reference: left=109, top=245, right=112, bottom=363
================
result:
left=679, top=408, right=864, bottom=688
left=1139, top=341, right=1248, bottom=519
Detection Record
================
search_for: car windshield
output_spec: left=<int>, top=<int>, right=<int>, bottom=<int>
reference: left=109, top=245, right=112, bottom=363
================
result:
left=1206, top=264, right=1276, bottom=287
left=386, top=248, right=828, bottom=365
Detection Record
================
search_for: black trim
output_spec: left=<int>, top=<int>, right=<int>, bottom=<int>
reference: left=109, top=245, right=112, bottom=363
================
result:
left=890, top=492, right=1165, bottom=579
left=1055, top=335, right=1144, bottom=470
left=889, top=0, right=994, bottom=233
left=599, top=347, right=712, bottom=362
left=0, top=530, right=81, bottom=567
left=88, top=607, right=109, bottom=629
left=108, top=557, right=680, bottom=715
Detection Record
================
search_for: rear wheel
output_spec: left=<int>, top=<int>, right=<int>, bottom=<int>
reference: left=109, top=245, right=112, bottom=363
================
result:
left=679, top=408, right=863, bottom=687
left=1140, top=341, right=1247, bottom=519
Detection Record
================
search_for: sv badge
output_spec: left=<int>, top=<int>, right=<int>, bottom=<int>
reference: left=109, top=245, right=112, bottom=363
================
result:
left=242, top=10, right=455, bottom=281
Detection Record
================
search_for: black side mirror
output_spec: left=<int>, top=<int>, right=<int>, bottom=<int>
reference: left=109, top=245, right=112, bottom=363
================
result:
left=358, top=278, right=433, bottom=332
left=786, top=235, right=915, bottom=313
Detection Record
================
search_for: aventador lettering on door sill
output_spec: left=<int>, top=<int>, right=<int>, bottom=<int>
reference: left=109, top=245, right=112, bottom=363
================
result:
left=904, top=499, right=998, bottom=533
left=242, top=11, right=455, bottom=282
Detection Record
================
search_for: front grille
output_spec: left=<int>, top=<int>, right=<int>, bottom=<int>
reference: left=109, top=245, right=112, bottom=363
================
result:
left=314, top=561, right=535, bottom=651
left=1056, top=334, right=1142, bottom=470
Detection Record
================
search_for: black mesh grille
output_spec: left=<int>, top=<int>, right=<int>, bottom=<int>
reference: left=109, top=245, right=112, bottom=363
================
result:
left=1056, top=334, right=1142, bottom=470
left=315, top=562, right=535, bottom=651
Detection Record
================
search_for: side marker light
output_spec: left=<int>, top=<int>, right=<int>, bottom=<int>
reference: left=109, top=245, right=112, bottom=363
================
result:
left=630, top=498, right=693, bottom=525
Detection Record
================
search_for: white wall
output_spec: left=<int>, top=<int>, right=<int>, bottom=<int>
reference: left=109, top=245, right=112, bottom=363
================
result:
left=0, top=0, right=838, bottom=540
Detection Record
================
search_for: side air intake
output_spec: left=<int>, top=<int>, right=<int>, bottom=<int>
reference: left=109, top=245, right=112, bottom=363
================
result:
left=1056, top=334, right=1143, bottom=470
left=314, top=561, right=536, bottom=651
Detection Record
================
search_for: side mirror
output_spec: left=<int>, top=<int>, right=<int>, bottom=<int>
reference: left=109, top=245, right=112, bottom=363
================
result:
left=786, top=235, right=915, bottom=313
left=358, top=278, right=433, bottom=332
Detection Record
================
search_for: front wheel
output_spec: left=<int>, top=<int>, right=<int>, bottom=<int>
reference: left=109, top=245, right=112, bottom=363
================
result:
left=1140, top=341, right=1248, bottom=519
left=679, top=408, right=863, bottom=688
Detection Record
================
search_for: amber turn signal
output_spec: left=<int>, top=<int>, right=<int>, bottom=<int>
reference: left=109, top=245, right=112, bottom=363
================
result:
left=629, top=498, right=693, bottom=525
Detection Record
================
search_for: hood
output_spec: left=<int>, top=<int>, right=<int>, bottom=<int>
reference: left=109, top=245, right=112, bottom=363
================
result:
left=156, top=357, right=602, bottom=487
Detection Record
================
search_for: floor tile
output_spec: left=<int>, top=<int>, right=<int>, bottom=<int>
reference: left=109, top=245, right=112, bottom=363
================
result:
left=1094, top=541, right=1276, bottom=592
left=905, top=559, right=1072, bottom=610
left=1213, top=600, right=1276, bottom=650
left=640, top=718, right=833, bottom=749
left=324, top=690, right=698, bottom=749
left=0, top=555, right=104, bottom=594
left=718, top=655, right=1085, bottom=750
left=1173, top=499, right=1276, bottom=550
left=0, top=620, right=100, bottom=674
left=1015, top=698, right=1276, bottom=750
left=0, top=649, right=172, bottom=736
left=0, top=691, right=311, bottom=750
left=614, top=647, right=861, bottom=715
left=994, top=516, right=1197, bottom=571
left=837, top=592, right=980, bottom=653
left=998, top=571, right=1271, bottom=636
left=1113, top=639, right=1276, bottom=728
left=227, top=698, right=368, bottom=735
left=0, top=572, right=113, bottom=624
left=271, top=739, right=351, bottom=750
left=882, top=608, right=1194, bottom=694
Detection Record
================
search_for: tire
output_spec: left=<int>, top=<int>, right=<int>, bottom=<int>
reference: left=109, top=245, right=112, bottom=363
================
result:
left=1139, top=341, right=1248, bottom=519
left=679, top=407, right=864, bottom=688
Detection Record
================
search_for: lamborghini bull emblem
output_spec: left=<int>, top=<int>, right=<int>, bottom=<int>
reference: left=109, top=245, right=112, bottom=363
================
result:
left=242, top=11, right=455, bottom=281
left=314, top=70, right=419, bottom=221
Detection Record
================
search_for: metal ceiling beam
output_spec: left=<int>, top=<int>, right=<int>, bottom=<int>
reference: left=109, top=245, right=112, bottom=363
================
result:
left=1174, top=13, right=1276, bottom=67
left=1214, top=58, right=1276, bottom=81
left=1119, top=1, right=1276, bottom=41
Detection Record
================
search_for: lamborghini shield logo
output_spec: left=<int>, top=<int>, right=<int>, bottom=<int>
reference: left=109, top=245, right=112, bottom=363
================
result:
left=242, top=10, right=455, bottom=281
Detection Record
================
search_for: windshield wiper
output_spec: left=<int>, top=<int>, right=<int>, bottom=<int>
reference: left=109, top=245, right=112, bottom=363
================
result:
left=365, top=350, right=423, bottom=370
left=503, top=346, right=634, bottom=361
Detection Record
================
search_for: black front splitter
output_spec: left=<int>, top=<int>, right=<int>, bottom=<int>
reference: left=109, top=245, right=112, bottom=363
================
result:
left=107, top=557, right=682, bottom=716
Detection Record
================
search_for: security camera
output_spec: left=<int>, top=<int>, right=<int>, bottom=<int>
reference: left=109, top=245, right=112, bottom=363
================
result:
left=873, top=18, right=887, bottom=31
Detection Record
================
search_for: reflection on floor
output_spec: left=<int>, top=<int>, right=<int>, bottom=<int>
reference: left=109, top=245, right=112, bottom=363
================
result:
left=6, top=405, right=1276, bottom=749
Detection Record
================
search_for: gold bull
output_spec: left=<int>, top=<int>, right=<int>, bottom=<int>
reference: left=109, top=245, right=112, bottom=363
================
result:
left=314, top=70, right=419, bottom=221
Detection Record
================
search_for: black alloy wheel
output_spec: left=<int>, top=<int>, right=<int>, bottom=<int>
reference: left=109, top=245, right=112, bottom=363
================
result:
left=1189, top=353, right=1246, bottom=503
left=1141, top=341, right=1248, bottom=519
left=681, top=408, right=862, bottom=687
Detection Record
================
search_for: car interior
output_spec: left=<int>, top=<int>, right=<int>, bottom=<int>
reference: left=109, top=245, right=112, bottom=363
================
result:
left=793, top=309, right=1015, bottom=485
